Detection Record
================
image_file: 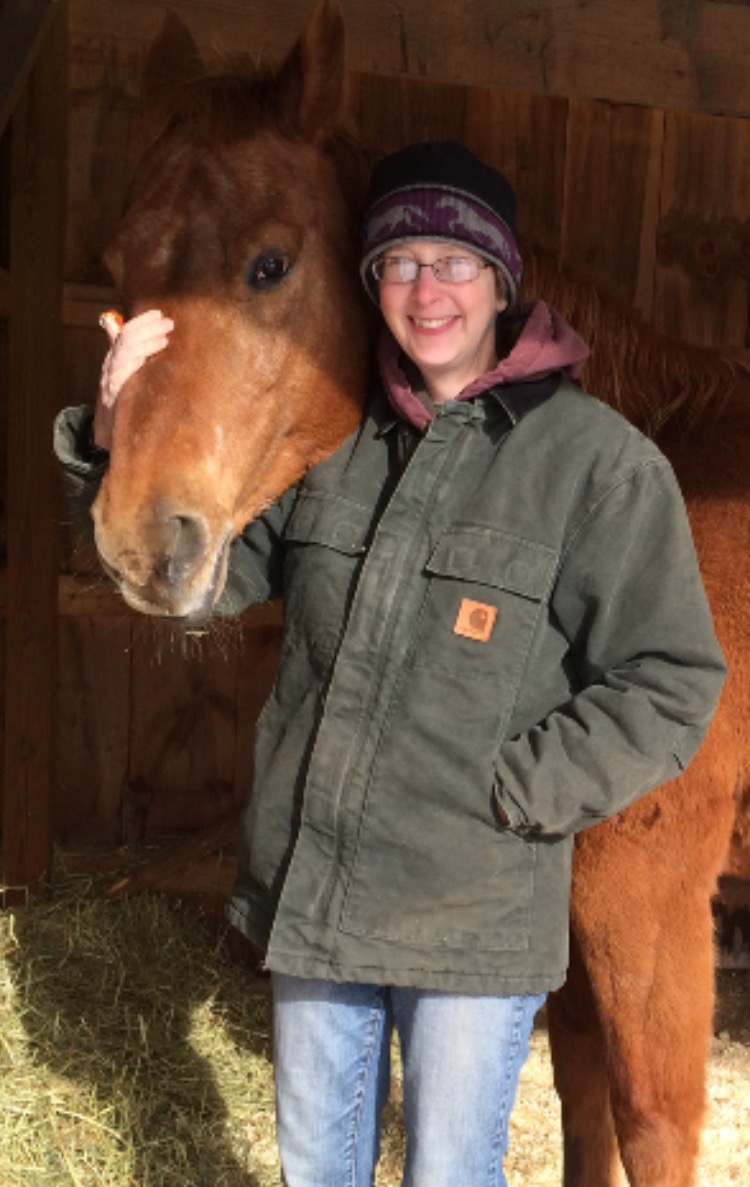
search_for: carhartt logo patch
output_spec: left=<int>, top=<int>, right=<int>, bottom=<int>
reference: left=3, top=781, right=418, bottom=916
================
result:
left=453, top=598, right=497, bottom=642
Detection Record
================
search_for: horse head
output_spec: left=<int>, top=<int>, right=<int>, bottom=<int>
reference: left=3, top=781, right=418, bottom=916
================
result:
left=93, top=0, right=369, bottom=621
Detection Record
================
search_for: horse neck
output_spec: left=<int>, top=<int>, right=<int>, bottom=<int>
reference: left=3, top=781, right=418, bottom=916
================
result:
left=524, top=244, right=737, bottom=439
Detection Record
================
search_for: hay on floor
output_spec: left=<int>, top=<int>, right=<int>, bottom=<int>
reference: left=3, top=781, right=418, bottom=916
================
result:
left=0, top=878, right=748, bottom=1186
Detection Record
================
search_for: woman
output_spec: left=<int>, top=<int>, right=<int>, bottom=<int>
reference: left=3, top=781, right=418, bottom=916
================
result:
left=59, top=141, right=725, bottom=1187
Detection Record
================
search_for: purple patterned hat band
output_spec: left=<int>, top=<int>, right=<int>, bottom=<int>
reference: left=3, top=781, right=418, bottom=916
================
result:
left=360, top=186, right=523, bottom=305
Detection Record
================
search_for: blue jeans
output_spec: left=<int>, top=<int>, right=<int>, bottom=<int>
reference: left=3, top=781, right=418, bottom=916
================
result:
left=272, top=974, right=545, bottom=1187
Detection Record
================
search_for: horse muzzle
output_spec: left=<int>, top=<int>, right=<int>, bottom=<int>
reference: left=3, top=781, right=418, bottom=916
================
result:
left=93, top=498, right=233, bottom=622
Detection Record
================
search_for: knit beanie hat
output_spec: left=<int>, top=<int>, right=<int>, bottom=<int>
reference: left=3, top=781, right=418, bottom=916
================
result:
left=360, top=141, right=522, bottom=306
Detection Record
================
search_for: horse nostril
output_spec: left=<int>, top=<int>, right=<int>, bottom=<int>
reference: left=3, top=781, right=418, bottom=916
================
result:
left=144, top=508, right=210, bottom=586
left=143, top=500, right=213, bottom=590
left=156, top=513, right=209, bottom=585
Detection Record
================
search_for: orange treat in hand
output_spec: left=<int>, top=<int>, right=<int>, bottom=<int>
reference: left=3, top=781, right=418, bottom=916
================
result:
left=99, top=309, right=124, bottom=336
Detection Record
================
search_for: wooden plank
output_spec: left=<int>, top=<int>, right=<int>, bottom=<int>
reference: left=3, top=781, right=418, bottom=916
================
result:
left=125, top=619, right=243, bottom=839
left=0, top=604, right=4, bottom=831
left=51, top=590, right=280, bottom=847
left=105, top=810, right=240, bottom=901
left=69, top=0, right=750, bottom=119
left=57, top=572, right=126, bottom=617
left=60, top=320, right=107, bottom=411
left=0, top=264, right=9, bottom=317
left=463, top=87, right=569, bottom=259
left=634, top=113, right=665, bottom=324
left=0, top=0, right=58, bottom=137
left=0, top=316, right=6, bottom=532
left=2, top=0, right=68, bottom=900
left=349, top=71, right=467, bottom=167
left=63, top=281, right=118, bottom=328
left=653, top=109, right=750, bottom=347
left=65, top=64, right=141, bottom=284
left=561, top=99, right=666, bottom=309
left=0, top=124, right=9, bottom=267
left=55, top=616, right=131, bottom=844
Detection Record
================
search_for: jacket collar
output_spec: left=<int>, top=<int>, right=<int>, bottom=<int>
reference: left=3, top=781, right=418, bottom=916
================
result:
left=377, top=299, right=590, bottom=432
left=374, top=372, right=562, bottom=442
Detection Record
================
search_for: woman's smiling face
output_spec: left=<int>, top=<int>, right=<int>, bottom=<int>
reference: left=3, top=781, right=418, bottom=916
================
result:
left=376, top=241, right=507, bottom=403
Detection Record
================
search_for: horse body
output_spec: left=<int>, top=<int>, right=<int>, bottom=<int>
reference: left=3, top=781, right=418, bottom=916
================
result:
left=94, top=2, right=746, bottom=1184
left=530, top=252, right=749, bottom=1184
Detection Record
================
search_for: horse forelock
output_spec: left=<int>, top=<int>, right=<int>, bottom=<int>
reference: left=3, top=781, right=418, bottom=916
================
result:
left=137, top=60, right=361, bottom=188
left=166, top=70, right=276, bottom=142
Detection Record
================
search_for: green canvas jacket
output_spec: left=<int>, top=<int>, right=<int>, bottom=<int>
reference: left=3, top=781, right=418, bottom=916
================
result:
left=215, top=378, right=725, bottom=994
left=55, top=372, right=726, bottom=995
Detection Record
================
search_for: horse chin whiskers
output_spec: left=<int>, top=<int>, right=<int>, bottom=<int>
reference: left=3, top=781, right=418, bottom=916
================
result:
left=96, top=544, right=224, bottom=621
left=116, top=578, right=217, bottom=622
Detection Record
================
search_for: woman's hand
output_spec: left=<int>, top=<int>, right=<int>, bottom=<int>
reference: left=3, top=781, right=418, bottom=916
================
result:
left=94, top=309, right=174, bottom=450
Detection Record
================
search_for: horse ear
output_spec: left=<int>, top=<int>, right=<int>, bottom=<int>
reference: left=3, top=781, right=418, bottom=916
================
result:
left=141, top=12, right=204, bottom=113
left=273, top=0, right=346, bottom=141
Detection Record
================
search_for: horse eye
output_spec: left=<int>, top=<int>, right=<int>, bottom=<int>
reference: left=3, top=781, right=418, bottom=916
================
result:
left=247, top=252, right=293, bottom=290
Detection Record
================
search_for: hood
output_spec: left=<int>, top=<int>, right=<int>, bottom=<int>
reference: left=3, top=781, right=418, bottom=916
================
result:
left=378, top=300, right=591, bottom=430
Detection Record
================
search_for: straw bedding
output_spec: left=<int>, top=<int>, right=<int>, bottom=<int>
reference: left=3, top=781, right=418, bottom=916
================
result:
left=0, top=877, right=747, bottom=1186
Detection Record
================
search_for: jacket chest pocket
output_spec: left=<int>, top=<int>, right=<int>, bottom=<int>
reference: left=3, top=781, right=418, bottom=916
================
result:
left=282, top=491, right=372, bottom=660
left=417, top=526, right=558, bottom=683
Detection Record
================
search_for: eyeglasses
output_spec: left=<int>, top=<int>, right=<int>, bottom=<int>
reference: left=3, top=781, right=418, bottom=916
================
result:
left=371, top=255, right=490, bottom=285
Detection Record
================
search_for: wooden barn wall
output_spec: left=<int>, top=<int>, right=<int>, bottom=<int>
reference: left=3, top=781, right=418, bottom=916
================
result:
left=45, top=0, right=750, bottom=849
left=69, top=0, right=750, bottom=120
left=0, top=126, right=7, bottom=801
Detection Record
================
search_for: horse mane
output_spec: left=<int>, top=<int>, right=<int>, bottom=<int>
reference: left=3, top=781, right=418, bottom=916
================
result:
left=157, top=68, right=280, bottom=140
left=523, top=243, right=746, bottom=441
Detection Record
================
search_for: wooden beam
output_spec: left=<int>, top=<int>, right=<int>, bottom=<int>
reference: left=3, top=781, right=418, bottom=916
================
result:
left=0, top=0, right=60, bottom=138
left=62, top=281, right=118, bottom=329
left=2, top=0, right=68, bottom=902
left=70, top=0, right=750, bottom=120
left=0, top=265, right=9, bottom=318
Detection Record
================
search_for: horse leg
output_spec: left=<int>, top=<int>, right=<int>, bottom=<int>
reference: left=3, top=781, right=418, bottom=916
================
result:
left=548, top=935, right=628, bottom=1187
left=552, top=820, right=720, bottom=1187
left=603, top=894, right=714, bottom=1187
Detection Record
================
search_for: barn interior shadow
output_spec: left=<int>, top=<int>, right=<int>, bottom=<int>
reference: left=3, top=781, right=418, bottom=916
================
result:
left=5, top=889, right=273, bottom=1186
left=713, top=967, right=750, bottom=1040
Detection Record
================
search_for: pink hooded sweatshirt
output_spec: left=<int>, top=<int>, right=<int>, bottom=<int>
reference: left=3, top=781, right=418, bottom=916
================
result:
left=377, top=300, right=591, bottom=431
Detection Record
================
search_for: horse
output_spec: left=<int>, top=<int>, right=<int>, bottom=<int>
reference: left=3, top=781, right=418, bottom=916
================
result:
left=93, top=0, right=369, bottom=621
left=90, top=1, right=748, bottom=1184
left=523, top=248, right=750, bottom=1185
